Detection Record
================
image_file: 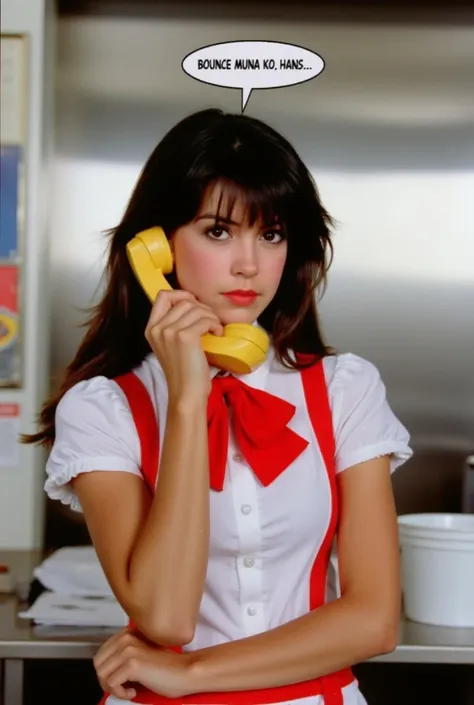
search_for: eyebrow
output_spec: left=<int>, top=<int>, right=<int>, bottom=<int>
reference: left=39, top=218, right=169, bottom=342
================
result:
left=195, top=213, right=282, bottom=228
left=195, top=214, right=239, bottom=225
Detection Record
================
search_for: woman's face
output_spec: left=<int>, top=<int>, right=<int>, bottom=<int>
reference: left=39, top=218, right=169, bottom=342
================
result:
left=169, top=185, right=288, bottom=325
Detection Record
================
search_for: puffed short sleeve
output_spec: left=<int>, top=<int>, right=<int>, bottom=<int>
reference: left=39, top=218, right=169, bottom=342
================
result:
left=329, top=354, right=413, bottom=474
left=44, top=377, right=142, bottom=512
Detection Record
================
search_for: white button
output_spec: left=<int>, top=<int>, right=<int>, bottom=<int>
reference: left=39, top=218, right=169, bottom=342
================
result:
left=233, top=452, right=244, bottom=462
left=244, top=557, right=255, bottom=568
left=241, top=504, right=252, bottom=515
left=247, top=606, right=257, bottom=616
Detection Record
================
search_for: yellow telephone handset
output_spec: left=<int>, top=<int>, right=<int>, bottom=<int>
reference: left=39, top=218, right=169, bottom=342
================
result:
left=126, top=227, right=269, bottom=374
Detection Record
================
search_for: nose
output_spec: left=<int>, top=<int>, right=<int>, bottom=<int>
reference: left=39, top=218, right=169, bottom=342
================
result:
left=230, top=239, right=259, bottom=278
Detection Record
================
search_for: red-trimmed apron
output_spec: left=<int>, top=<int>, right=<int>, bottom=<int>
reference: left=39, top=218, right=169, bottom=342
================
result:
left=99, top=360, right=355, bottom=704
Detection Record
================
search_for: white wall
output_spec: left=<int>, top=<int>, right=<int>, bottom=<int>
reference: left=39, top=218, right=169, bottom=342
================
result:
left=0, top=0, right=55, bottom=549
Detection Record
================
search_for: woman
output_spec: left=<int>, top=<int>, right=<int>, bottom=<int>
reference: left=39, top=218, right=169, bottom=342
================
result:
left=22, top=108, right=412, bottom=704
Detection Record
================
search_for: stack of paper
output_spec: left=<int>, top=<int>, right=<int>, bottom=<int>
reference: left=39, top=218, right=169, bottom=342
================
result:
left=18, top=591, right=128, bottom=627
left=33, top=546, right=115, bottom=596
left=18, top=546, right=128, bottom=627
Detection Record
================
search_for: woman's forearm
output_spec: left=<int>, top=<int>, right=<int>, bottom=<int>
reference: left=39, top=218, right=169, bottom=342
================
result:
left=129, top=397, right=210, bottom=645
left=186, top=596, right=399, bottom=693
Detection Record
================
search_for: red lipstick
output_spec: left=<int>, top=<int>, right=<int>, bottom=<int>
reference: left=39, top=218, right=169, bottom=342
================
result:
left=223, top=290, right=258, bottom=306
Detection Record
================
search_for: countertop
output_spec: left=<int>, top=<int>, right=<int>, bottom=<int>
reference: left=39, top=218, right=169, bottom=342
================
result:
left=1, top=550, right=473, bottom=664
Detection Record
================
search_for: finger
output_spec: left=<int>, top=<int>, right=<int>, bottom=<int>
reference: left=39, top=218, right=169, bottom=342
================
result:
left=151, top=298, right=199, bottom=328
left=98, top=677, right=131, bottom=703
left=93, top=628, right=126, bottom=668
left=97, top=651, right=135, bottom=699
left=93, top=628, right=132, bottom=670
left=107, top=663, right=138, bottom=700
left=149, top=289, right=196, bottom=326
left=172, top=314, right=225, bottom=338
left=146, top=293, right=197, bottom=342
left=161, top=306, right=224, bottom=337
left=103, top=677, right=136, bottom=702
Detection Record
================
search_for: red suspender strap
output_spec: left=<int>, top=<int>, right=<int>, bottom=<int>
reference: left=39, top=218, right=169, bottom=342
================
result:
left=300, top=357, right=340, bottom=606
left=301, top=357, right=349, bottom=705
left=300, top=359, right=336, bottom=483
left=114, top=372, right=160, bottom=493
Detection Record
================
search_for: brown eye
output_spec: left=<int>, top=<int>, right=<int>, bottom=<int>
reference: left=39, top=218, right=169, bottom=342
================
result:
left=205, top=226, right=230, bottom=240
left=262, top=230, right=283, bottom=243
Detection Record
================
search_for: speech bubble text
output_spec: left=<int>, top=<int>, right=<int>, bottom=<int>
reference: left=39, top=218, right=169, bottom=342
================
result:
left=182, top=41, right=325, bottom=112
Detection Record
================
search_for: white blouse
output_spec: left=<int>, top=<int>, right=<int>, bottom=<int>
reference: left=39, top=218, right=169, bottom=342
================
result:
left=45, top=347, right=413, bottom=705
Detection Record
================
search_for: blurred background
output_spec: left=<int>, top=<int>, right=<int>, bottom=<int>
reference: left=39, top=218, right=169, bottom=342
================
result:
left=50, top=1, right=474, bottom=536
left=1, top=1, right=473, bottom=704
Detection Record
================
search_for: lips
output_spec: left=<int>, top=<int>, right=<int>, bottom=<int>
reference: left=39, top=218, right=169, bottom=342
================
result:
left=223, top=290, right=258, bottom=306
left=224, top=290, right=258, bottom=296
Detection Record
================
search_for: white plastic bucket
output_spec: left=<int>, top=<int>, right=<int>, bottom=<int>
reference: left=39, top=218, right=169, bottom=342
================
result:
left=398, top=513, right=474, bottom=627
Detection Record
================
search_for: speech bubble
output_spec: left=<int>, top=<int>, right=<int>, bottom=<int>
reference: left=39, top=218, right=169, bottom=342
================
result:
left=182, top=40, right=325, bottom=112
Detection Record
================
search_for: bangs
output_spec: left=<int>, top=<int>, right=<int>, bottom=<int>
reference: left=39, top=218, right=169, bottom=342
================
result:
left=162, top=128, right=304, bottom=235
left=199, top=178, right=291, bottom=233
left=155, top=111, right=328, bottom=251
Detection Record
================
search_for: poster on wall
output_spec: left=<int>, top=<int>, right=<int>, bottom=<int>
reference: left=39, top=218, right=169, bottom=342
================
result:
left=1, top=33, right=27, bottom=387
left=0, top=265, right=21, bottom=386
left=0, top=144, right=21, bottom=259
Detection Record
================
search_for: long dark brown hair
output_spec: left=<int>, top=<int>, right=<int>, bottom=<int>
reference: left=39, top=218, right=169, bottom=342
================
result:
left=21, top=108, right=336, bottom=449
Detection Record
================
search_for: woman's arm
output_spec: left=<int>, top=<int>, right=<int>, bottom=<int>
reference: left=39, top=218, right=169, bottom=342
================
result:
left=74, top=396, right=210, bottom=647
left=186, top=455, right=400, bottom=693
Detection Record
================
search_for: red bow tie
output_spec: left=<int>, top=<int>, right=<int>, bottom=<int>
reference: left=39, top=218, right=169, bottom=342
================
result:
left=207, top=375, right=309, bottom=491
